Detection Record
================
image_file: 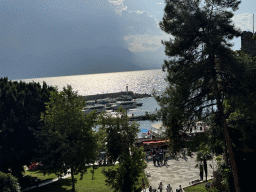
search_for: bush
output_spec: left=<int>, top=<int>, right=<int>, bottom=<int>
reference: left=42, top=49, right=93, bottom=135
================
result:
left=208, top=187, right=219, bottom=192
left=205, top=182, right=211, bottom=191
left=210, top=171, right=226, bottom=191
left=0, top=171, right=21, bottom=192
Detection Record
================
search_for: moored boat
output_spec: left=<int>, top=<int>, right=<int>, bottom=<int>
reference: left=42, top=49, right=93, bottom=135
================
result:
left=110, top=101, right=137, bottom=110
left=82, top=105, right=107, bottom=115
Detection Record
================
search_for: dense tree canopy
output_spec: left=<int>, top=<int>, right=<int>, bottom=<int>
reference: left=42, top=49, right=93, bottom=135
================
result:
left=0, top=171, right=20, bottom=192
left=38, top=85, right=99, bottom=192
left=97, top=108, right=140, bottom=164
left=99, top=109, right=147, bottom=192
left=155, top=0, right=248, bottom=191
left=0, top=77, right=56, bottom=180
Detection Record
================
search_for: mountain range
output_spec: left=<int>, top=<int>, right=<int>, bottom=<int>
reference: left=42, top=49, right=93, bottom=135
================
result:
left=6, top=45, right=168, bottom=80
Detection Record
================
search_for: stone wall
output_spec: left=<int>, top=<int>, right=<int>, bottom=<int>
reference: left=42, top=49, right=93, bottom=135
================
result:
left=241, top=31, right=256, bottom=56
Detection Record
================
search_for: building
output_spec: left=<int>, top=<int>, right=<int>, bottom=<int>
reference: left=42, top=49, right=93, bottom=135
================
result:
left=241, top=31, right=256, bottom=57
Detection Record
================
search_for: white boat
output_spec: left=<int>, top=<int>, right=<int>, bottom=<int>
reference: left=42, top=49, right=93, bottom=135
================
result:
left=82, top=105, right=106, bottom=115
left=110, top=101, right=137, bottom=110
left=86, top=100, right=96, bottom=105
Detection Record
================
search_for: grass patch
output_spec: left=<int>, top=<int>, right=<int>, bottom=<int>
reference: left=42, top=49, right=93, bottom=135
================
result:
left=24, top=169, right=58, bottom=181
left=27, top=163, right=149, bottom=192
left=184, top=179, right=212, bottom=192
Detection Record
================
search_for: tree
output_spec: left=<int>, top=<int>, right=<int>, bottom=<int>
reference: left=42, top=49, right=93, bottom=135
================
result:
left=0, top=78, right=56, bottom=182
left=102, top=146, right=147, bottom=192
left=99, top=108, right=147, bottom=192
left=97, top=108, right=140, bottom=164
left=195, top=143, right=213, bottom=182
left=0, top=171, right=21, bottom=192
left=38, top=85, right=98, bottom=192
left=157, top=0, right=243, bottom=191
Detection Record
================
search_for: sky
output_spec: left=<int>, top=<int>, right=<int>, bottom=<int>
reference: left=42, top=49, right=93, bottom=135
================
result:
left=0, top=0, right=256, bottom=80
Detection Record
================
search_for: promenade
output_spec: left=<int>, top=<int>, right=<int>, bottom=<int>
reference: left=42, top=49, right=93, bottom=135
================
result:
left=21, top=153, right=217, bottom=192
left=142, top=152, right=217, bottom=192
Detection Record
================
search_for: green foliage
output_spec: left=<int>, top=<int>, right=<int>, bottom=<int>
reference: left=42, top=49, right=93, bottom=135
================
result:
left=38, top=85, right=98, bottom=192
left=155, top=1, right=250, bottom=191
left=195, top=143, right=213, bottom=181
left=208, top=187, right=219, bottom=192
left=0, top=171, right=21, bottom=192
left=210, top=155, right=229, bottom=191
left=154, top=0, right=245, bottom=160
left=98, top=108, right=146, bottom=192
left=97, top=108, right=140, bottom=164
left=0, top=77, right=56, bottom=181
left=184, top=180, right=212, bottom=192
left=102, top=146, right=147, bottom=192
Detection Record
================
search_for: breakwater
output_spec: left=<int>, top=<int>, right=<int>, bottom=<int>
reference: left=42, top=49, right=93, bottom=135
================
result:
left=83, top=91, right=151, bottom=101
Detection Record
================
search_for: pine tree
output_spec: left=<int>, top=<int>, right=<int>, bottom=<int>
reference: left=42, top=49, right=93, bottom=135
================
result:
left=157, top=0, right=243, bottom=191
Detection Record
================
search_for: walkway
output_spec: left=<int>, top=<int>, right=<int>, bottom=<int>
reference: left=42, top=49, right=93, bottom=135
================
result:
left=142, top=152, right=217, bottom=192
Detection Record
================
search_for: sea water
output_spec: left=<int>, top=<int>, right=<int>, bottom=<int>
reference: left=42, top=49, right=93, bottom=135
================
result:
left=17, top=69, right=168, bottom=137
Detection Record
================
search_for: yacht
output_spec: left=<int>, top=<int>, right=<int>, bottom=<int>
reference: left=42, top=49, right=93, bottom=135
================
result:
left=86, top=100, right=96, bottom=105
left=110, top=101, right=137, bottom=110
left=82, top=105, right=106, bottom=115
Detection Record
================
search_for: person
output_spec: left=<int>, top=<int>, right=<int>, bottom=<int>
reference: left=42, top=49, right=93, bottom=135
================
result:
left=157, top=154, right=160, bottom=167
left=166, top=184, right=173, bottom=192
left=177, top=185, right=183, bottom=192
left=149, top=186, right=153, bottom=192
left=153, top=154, right=156, bottom=166
left=142, top=178, right=145, bottom=190
left=158, top=182, right=163, bottom=192
left=164, top=153, right=168, bottom=166
left=160, top=153, right=163, bottom=166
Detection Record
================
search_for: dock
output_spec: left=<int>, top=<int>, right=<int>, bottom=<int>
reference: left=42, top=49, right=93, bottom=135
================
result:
left=83, top=91, right=151, bottom=101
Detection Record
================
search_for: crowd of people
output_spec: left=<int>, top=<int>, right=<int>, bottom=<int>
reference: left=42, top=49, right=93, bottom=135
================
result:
left=147, top=147, right=169, bottom=167
left=146, top=183, right=183, bottom=192
left=143, top=147, right=187, bottom=192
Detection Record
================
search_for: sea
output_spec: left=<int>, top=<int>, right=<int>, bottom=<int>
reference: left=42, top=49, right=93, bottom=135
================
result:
left=16, top=69, right=169, bottom=138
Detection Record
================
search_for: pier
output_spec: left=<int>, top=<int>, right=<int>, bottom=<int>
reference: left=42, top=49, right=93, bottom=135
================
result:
left=83, top=91, right=151, bottom=101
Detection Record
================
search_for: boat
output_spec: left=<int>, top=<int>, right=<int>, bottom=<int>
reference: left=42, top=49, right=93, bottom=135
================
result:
left=97, top=98, right=116, bottom=105
left=110, top=101, right=137, bottom=110
left=136, top=102, right=143, bottom=106
left=122, top=95, right=133, bottom=101
left=86, top=100, right=96, bottom=105
left=82, top=105, right=107, bottom=115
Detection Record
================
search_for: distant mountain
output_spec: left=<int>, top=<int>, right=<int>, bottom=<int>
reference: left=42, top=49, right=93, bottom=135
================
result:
left=3, top=45, right=169, bottom=80
left=7, top=46, right=144, bottom=79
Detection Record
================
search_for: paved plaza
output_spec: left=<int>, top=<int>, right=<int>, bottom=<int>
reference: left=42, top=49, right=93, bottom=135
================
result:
left=142, top=152, right=218, bottom=192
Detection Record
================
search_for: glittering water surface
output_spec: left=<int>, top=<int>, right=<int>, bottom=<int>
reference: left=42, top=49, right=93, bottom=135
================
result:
left=17, top=69, right=168, bottom=137
left=18, top=69, right=167, bottom=96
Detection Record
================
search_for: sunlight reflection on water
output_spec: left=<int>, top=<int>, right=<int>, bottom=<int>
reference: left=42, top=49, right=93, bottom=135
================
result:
left=19, top=69, right=168, bottom=96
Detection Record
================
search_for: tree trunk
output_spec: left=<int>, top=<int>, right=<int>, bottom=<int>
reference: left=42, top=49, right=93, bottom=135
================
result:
left=200, top=164, right=204, bottom=181
left=71, top=167, right=75, bottom=192
left=217, top=88, right=240, bottom=192
left=204, top=159, right=207, bottom=182
left=212, top=55, right=240, bottom=192
left=224, top=140, right=230, bottom=192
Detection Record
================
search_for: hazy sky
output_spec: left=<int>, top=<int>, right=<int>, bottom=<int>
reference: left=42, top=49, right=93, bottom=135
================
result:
left=1, top=0, right=256, bottom=79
